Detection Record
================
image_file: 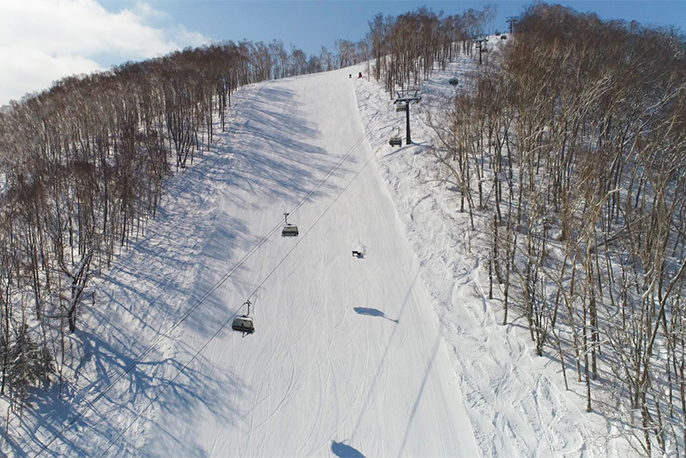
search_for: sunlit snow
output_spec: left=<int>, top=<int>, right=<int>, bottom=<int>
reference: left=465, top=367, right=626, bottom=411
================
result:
left=11, top=40, right=634, bottom=457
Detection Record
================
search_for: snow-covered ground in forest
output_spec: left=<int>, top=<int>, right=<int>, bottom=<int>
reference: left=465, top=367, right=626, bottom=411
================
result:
left=353, top=37, right=635, bottom=458
left=4, top=40, right=635, bottom=457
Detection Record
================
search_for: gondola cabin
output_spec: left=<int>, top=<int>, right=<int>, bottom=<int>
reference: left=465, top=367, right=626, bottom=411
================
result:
left=232, top=316, right=255, bottom=334
left=281, top=212, right=299, bottom=237
left=389, top=137, right=402, bottom=147
left=282, top=225, right=299, bottom=237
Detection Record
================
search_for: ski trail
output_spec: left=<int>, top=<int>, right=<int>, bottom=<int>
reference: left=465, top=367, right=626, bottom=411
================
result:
left=127, top=67, right=479, bottom=457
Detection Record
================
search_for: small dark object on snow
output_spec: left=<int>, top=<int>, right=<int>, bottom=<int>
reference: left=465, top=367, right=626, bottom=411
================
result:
left=389, top=137, right=402, bottom=147
left=358, top=72, right=363, bottom=78
left=448, top=78, right=459, bottom=86
left=349, top=74, right=352, bottom=78
left=501, top=34, right=507, bottom=40
left=352, top=250, right=364, bottom=258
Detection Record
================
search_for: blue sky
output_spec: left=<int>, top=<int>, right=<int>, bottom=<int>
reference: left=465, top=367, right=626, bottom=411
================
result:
left=97, top=1, right=686, bottom=57
left=1, top=1, right=685, bottom=105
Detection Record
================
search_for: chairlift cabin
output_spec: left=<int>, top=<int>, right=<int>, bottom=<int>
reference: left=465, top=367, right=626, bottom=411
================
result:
left=282, top=225, right=299, bottom=237
left=389, top=137, right=402, bottom=147
left=232, top=300, right=255, bottom=335
left=232, top=316, right=255, bottom=334
left=281, top=212, right=299, bottom=237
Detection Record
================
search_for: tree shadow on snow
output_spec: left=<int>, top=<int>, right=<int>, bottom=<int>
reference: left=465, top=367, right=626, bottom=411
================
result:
left=12, top=327, right=248, bottom=457
left=8, top=82, right=362, bottom=457
left=220, top=85, right=356, bottom=208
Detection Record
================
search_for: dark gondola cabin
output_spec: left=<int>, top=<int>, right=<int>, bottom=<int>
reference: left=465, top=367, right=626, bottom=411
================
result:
left=232, top=316, right=255, bottom=334
left=281, top=212, right=299, bottom=237
left=232, top=299, right=255, bottom=335
left=282, top=225, right=299, bottom=237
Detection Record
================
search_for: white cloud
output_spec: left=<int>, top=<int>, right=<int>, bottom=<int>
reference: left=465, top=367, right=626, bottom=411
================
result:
left=172, top=24, right=211, bottom=50
left=0, top=0, right=209, bottom=105
left=0, top=47, right=101, bottom=102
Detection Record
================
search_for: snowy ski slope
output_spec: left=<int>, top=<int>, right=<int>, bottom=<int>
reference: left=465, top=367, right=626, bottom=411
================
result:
left=11, top=58, right=635, bottom=458
left=18, top=66, right=479, bottom=457
left=136, top=67, right=480, bottom=457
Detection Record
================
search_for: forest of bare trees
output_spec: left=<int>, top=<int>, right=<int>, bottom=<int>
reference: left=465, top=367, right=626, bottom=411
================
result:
left=414, top=4, right=686, bottom=456
left=366, top=6, right=496, bottom=93
left=3, top=1, right=683, bottom=455
left=0, top=36, right=373, bottom=426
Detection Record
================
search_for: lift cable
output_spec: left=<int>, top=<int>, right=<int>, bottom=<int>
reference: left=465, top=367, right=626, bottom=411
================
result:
left=36, top=112, right=387, bottom=456
left=99, top=122, right=387, bottom=456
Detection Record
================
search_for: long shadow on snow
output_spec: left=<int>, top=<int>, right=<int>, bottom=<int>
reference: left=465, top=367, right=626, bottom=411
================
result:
left=396, top=332, right=442, bottom=457
left=353, top=307, right=399, bottom=323
left=15, top=327, right=247, bottom=457
left=11, top=84, right=354, bottom=456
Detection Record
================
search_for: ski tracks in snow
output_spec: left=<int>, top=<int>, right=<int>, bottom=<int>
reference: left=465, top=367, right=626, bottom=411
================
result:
left=354, top=60, right=601, bottom=457
left=26, top=67, right=486, bottom=458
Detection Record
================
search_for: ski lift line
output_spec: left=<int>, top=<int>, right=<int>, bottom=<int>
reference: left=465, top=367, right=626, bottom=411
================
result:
left=34, top=225, right=281, bottom=457
left=96, top=119, right=387, bottom=456
left=245, top=117, right=389, bottom=299
left=246, top=125, right=386, bottom=304
left=102, top=122, right=387, bottom=456
left=37, top=115, right=385, bottom=456
left=284, top=116, right=385, bottom=221
left=97, top=307, right=242, bottom=458
left=247, top=114, right=385, bottom=301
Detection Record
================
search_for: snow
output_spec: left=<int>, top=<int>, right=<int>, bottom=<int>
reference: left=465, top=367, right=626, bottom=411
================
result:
left=353, top=44, right=633, bottom=457
left=6, top=48, right=636, bottom=457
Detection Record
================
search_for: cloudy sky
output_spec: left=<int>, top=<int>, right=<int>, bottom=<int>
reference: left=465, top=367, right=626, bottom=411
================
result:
left=0, top=0, right=207, bottom=105
left=2, top=0, right=685, bottom=106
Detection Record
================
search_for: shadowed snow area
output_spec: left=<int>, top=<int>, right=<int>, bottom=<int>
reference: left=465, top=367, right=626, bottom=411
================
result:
left=137, top=68, right=480, bottom=457
left=18, top=66, right=479, bottom=457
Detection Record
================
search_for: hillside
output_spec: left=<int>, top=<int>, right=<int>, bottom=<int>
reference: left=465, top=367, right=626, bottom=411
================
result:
left=4, top=51, right=645, bottom=458
left=354, top=43, right=633, bottom=458
left=8, top=65, right=483, bottom=457
left=3, top=2, right=686, bottom=454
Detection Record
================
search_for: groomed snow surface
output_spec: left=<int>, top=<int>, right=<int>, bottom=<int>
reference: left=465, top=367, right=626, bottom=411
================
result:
left=10, top=57, right=634, bottom=457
